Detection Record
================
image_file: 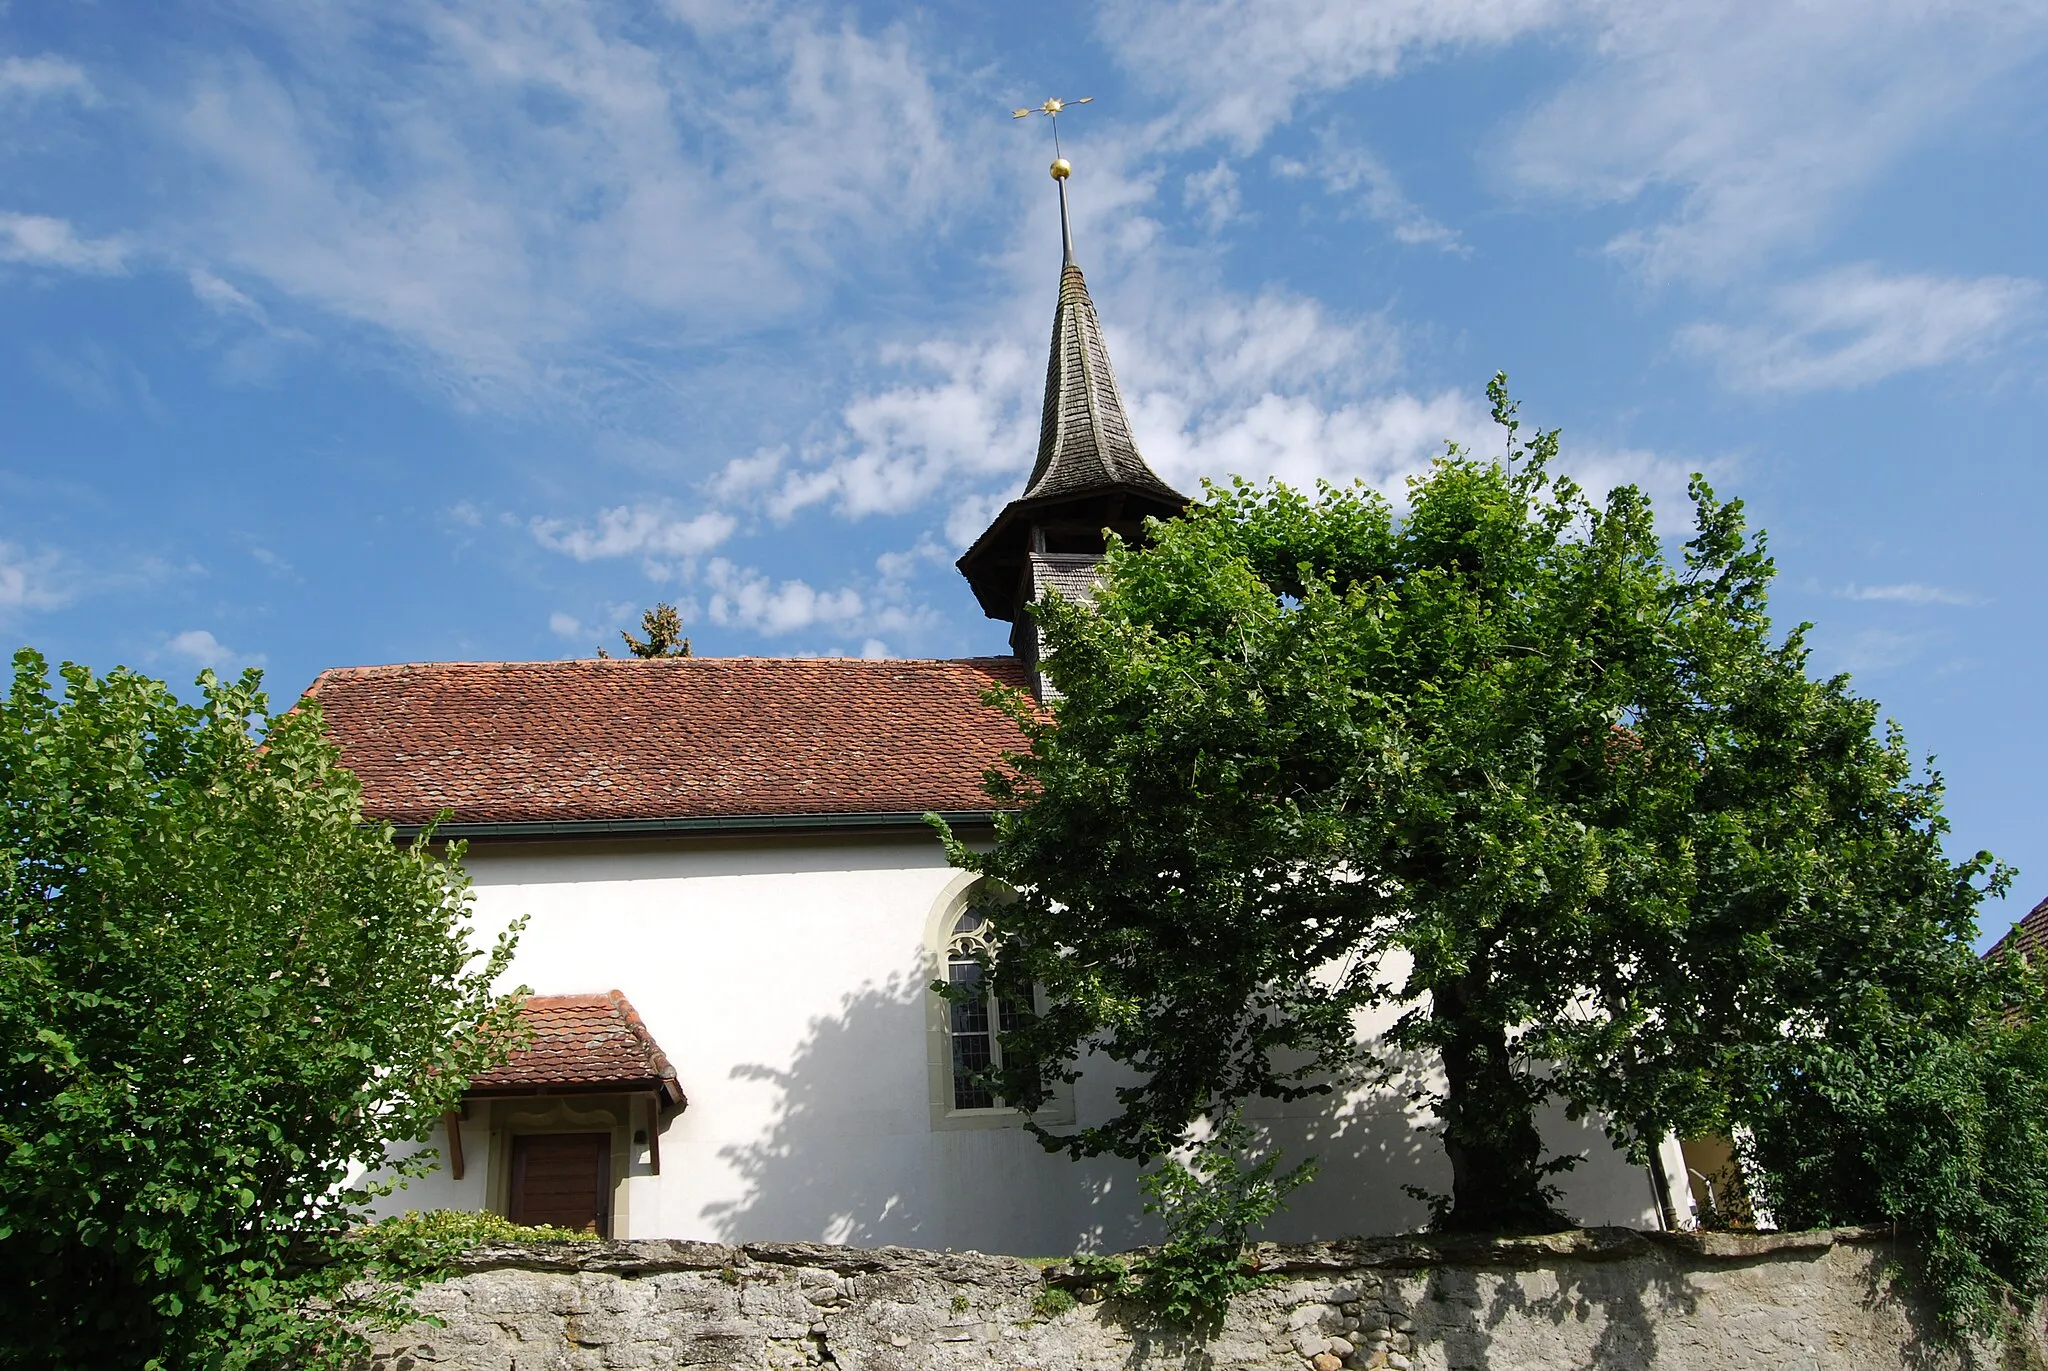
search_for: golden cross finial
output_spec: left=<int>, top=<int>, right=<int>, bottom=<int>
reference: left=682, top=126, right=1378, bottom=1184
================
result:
left=1013, top=97, right=1094, bottom=264
left=1010, top=96, right=1092, bottom=120
left=1011, top=96, right=1093, bottom=179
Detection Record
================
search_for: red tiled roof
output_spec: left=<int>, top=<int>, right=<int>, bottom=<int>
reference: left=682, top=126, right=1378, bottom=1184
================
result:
left=467, top=992, right=685, bottom=1104
left=301, top=656, right=1032, bottom=826
left=1987, top=894, right=2048, bottom=961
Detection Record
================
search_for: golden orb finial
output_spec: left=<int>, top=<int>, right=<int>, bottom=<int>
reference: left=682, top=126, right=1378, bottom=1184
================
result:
left=1050, top=157, right=1071, bottom=180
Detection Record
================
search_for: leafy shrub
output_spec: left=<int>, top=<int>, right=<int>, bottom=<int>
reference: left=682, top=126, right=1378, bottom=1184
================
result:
left=1742, top=955, right=2048, bottom=1341
left=1132, top=1116, right=1314, bottom=1329
left=0, top=653, right=524, bottom=1369
left=1066, top=1252, right=1131, bottom=1295
left=358, top=1210, right=597, bottom=1278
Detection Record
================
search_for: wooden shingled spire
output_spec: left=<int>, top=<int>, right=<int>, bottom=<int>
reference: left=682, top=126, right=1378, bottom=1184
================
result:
left=956, top=139, right=1190, bottom=638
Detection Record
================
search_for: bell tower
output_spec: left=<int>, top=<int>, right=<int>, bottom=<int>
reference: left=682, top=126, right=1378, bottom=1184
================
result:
left=956, top=139, right=1189, bottom=693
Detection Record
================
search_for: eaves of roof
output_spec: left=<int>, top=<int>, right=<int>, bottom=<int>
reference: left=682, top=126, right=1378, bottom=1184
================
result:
left=393, top=808, right=999, bottom=842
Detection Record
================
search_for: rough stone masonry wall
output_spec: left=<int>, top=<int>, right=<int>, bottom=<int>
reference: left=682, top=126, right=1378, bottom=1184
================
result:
left=367, top=1228, right=2042, bottom=1371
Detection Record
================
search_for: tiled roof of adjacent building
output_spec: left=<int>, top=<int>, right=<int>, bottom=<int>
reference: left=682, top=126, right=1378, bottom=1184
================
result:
left=1986, top=894, right=2048, bottom=960
left=302, top=656, right=1032, bottom=826
left=466, top=992, right=684, bottom=1104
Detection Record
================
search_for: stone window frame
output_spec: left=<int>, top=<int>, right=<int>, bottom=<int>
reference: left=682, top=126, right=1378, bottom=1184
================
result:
left=924, top=871, right=1075, bottom=1131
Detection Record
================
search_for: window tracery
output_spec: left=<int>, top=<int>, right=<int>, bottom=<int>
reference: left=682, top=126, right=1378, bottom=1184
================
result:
left=945, top=910, right=1021, bottom=1111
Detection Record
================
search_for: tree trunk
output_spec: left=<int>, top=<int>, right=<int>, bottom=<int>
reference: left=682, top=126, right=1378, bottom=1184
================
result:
left=1433, top=975, right=1571, bottom=1233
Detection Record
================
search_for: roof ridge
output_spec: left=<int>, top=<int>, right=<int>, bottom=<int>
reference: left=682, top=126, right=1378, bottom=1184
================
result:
left=304, top=655, right=1023, bottom=690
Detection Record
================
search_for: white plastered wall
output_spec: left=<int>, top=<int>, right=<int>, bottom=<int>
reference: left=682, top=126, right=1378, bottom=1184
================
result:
left=372, top=829, right=1660, bottom=1252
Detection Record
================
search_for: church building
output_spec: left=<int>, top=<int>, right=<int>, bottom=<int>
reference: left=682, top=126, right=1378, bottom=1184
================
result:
left=310, top=162, right=1684, bottom=1251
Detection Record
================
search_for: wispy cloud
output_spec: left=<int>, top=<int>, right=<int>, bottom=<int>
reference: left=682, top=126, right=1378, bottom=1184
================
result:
left=1680, top=265, right=2040, bottom=392
left=1183, top=160, right=1242, bottom=231
left=187, top=268, right=267, bottom=321
left=164, top=628, right=266, bottom=673
left=757, top=251, right=1409, bottom=544
left=0, top=54, right=96, bottom=103
left=1840, top=582, right=1979, bottom=607
left=0, top=212, right=127, bottom=273
left=1101, top=0, right=2048, bottom=285
left=1099, top=0, right=1562, bottom=150
left=0, top=542, right=67, bottom=615
left=1273, top=136, right=1465, bottom=253
left=159, top=3, right=974, bottom=392
left=768, top=338, right=1038, bottom=524
left=530, top=504, right=736, bottom=563
left=1506, top=0, right=2048, bottom=282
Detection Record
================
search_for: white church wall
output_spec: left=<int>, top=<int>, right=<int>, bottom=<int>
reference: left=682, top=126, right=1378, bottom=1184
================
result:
left=379, top=1114, right=491, bottom=1216
left=377, top=828, right=1658, bottom=1253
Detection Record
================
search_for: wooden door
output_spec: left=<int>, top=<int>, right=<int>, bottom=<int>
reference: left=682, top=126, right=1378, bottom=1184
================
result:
left=507, top=1132, right=611, bottom=1236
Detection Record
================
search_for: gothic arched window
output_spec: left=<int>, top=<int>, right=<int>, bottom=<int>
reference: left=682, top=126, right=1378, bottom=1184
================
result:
left=945, top=910, right=1021, bottom=1111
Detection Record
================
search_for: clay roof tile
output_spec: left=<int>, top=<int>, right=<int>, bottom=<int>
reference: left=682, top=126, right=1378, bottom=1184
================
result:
left=300, top=656, right=1032, bottom=825
left=1986, top=894, right=2048, bottom=962
left=467, top=991, right=684, bottom=1104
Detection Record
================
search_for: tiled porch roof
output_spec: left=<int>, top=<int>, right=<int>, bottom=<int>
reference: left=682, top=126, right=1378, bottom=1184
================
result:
left=466, top=991, right=685, bottom=1106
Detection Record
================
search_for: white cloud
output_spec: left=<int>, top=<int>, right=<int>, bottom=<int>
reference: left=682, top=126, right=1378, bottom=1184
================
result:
left=165, top=629, right=266, bottom=672
left=1506, top=0, right=2048, bottom=282
left=160, top=3, right=974, bottom=389
left=0, top=542, right=67, bottom=614
left=187, top=269, right=267, bottom=320
left=1680, top=266, right=2040, bottom=392
left=944, top=491, right=1009, bottom=552
left=1135, top=388, right=1481, bottom=499
left=1099, top=0, right=1562, bottom=150
left=1102, top=0, right=2048, bottom=283
left=0, top=212, right=127, bottom=274
left=704, top=558, right=864, bottom=635
left=709, top=447, right=786, bottom=502
left=548, top=611, right=587, bottom=640
left=762, top=258, right=1406, bottom=544
left=0, top=54, right=95, bottom=103
left=1183, top=160, right=1242, bottom=232
left=1116, top=282, right=1398, bottom=404
left=530, top=504, right=735, bottom=562
left=1273, top=137, right=1465, bottom=252
left=1840, top=582, right=1978, bottom=607
left=858, top=638, right=891, bottom=659
left=769, top=338, right=1039, bottom=522
left=1548, top=445, right=1730, bottom=535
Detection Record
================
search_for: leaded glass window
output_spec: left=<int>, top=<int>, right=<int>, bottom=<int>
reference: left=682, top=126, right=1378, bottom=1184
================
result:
left=946, top=911, right=1020, bottom=1110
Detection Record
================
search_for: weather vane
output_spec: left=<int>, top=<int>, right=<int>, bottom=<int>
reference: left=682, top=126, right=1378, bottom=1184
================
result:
left=1011, top=96, right=1092, bottom=180
left=1014, top=97, right=1093, bottom=264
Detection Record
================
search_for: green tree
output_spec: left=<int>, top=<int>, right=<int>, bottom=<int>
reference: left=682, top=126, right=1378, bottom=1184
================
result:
left=611, top=602, right=692, bottom=659
left=0, top=651, right=524, bottom=1369
left=936, top=377, right=2003, bottom=1240
left=1736, top=950, right=2048, bottom=1337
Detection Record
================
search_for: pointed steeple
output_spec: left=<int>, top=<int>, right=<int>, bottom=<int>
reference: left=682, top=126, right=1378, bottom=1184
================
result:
left=957, top=156, right=1189, bottom=645
left=1020, top=260, right=1183, bottom=506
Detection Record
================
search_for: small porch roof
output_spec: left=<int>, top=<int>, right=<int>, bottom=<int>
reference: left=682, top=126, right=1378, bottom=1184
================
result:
left=465, top=991, right=686, bottom=1108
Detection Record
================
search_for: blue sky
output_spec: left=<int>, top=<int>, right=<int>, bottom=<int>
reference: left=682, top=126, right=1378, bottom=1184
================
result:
left=3, top=1, right=2044, bottom=939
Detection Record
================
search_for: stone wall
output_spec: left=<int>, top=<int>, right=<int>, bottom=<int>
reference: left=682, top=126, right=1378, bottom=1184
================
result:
left=368, top=1228, right=2039, bottom=1371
